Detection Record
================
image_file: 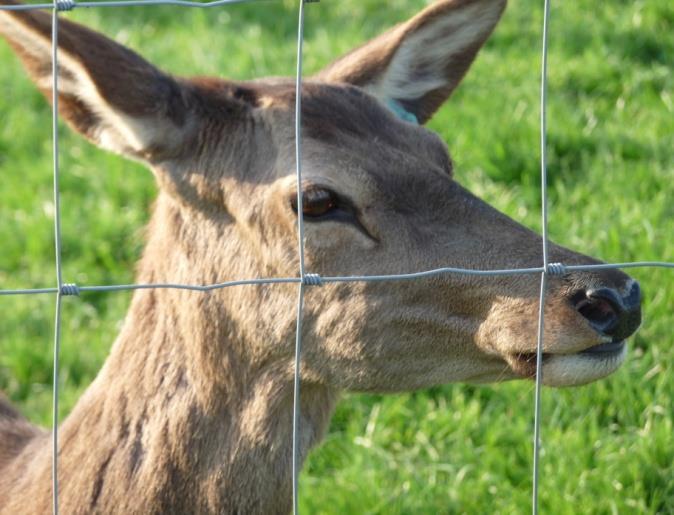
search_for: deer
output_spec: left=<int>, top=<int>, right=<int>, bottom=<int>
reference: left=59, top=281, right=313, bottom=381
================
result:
left=0, top=0, right=643, bottom=512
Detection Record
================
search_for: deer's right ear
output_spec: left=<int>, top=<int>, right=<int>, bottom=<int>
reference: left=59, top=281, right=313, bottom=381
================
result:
left=0, top=3, right=193, bottom=161
left=316, top=0, right=506, bottom=125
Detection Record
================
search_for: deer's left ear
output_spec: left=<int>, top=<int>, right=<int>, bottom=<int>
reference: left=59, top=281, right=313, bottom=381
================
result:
left=315, top=0, right=506, bottom=124
left=0, top=1, right=195, bottom=162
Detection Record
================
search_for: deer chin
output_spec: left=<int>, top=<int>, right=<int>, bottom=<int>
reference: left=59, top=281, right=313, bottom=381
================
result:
left=505, top=341, right=627, bottom=387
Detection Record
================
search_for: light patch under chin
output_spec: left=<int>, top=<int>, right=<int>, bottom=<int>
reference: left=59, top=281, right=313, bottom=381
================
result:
left=541, top=346, right=627, bottom=387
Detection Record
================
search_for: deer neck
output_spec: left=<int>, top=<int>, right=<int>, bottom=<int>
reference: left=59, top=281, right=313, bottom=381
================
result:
left=48, top=197, right=339, bottom=513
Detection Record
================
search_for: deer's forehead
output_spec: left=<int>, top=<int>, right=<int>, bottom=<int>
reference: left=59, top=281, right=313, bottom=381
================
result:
left=190, top=77, right=447, bottom=147
left=276, top=82, right=451, bottom=169
left=188, top=78, right=452, bottom=189
left=213, top=79, right=440, bottom=150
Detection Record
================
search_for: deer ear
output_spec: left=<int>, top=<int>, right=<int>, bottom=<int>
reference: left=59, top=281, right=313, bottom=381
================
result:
left=0, top=3, right=193, bottom=161
left=316, top=0, right=506, bottom=124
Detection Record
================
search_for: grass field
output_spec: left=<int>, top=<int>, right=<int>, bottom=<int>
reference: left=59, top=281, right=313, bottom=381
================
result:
left=0, top=0, right=672, bottom=512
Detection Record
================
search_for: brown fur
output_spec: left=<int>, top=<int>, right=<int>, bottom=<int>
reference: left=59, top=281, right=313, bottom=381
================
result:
left=0, top=1, right=639, bottom=512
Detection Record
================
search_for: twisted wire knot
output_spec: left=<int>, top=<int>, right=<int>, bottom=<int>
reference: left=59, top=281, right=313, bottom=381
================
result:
left=546, top=262, right=567, bottom=276
left=54, top=0, right=76, bottom=11
left=60, top=283, right=80, bottom=296
left=302, top=274, right=323, bottom=286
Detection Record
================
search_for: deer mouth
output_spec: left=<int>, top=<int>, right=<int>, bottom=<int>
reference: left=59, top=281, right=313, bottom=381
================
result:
left=508, top=339, right=627, bottom=386
left=579, top=340, right=625, bottom=355
left=515, top=339, right=625, bottom=363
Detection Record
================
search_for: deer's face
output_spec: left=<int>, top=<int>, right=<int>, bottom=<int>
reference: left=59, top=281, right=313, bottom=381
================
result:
left=198, top=80, right=638, bottom=390
left=1, top=0, right=641, bottom=391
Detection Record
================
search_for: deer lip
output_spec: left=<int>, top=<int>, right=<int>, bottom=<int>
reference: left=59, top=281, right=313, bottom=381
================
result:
left=579, top=340, right=625, bottom=355
left=515, top=340, right=625, bottom=362
left=506, top=340, right=627, bottom=382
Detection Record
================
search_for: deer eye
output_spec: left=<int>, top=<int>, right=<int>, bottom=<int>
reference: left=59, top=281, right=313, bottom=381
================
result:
left=288, top=185, right=377, bottom=241
left=291, top=186, right=338, bottom=218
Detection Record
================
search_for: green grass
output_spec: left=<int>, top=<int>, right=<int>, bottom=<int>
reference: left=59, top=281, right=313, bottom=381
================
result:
left=1, top=0, right=672, bottom=512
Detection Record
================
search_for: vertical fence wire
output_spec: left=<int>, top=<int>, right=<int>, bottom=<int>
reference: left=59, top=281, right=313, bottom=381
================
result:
left=294, top=0, right=307, bottom=279
left=50, top=7, right=64, bottom=515
left=292, top=1, right=307, bottom=514
left=292, top=282, right=305, bottom=515
left=532, top=0, right=552, bottom=513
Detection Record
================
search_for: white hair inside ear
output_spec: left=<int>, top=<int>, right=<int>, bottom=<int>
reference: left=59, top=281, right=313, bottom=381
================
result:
left=366, top=0, right=505, bottom=115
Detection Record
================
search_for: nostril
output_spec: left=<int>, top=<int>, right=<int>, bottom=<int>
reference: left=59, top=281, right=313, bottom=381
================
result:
left=571, top=285, right=642, bottom=340
left=587, top=288, right=626, bottom=314
left=572, top=288, right=623, bottom=336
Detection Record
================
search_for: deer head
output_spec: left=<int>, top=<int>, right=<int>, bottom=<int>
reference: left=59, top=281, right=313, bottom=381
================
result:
left=0, top=0, right=641, bottom=395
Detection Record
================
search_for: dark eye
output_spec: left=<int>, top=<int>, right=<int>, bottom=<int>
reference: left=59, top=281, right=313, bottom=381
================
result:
left=291, top=186, right=338, bottom=218
left=288, top=185, right=377, bottom=241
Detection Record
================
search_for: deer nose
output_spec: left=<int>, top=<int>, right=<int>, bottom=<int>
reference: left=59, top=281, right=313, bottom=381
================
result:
left=572, top=281, right=641, bottom=340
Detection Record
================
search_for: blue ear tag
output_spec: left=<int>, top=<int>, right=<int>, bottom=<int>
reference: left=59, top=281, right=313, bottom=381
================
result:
left=387, top=99, right=419, bottom=125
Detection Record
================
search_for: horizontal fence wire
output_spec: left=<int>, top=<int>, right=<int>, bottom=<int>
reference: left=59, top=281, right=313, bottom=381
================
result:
left=0, top=1, right=672, bottom=515
left=0, top=0, right=271, bottom=11
left=1, top=262, right=673, bottom=297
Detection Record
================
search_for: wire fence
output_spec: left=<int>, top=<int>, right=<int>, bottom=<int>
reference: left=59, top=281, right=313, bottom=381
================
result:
left=0, top=1, right=672, bottom=514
